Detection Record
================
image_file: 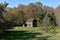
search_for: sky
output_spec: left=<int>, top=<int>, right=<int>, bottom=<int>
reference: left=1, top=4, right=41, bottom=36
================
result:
left=0, top=0, right=60, bottom=8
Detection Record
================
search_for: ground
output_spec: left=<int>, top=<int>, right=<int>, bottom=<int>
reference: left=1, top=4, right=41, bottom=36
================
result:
left=0, top=27, right=60, bottom=40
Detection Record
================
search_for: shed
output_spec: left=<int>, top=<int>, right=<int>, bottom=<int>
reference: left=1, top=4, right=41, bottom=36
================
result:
left=23, top=18, right=37, bottom=27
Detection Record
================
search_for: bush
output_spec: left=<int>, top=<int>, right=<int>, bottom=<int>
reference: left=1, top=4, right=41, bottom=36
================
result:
left=49, top=25, right=56, bottom=33
left=41, top=25, right=56, bottom=33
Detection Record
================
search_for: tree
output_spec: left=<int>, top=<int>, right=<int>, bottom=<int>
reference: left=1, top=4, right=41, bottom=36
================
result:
left=0, top=2, right=9, bottom=34
left=42, top=12, right=51, bottom=27
left=54, top=5, right=60, bottom=26
left=0, top=2, right=8, bottom=22
left=6, top=7, right=25, bottom=26
left=23, top=2, right=43, bottom=19
left=42, top=12, right=56, bottom=32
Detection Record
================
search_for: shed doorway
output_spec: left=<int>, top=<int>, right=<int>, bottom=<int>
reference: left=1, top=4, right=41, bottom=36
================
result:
left=33, top=19, right=37, bottom=27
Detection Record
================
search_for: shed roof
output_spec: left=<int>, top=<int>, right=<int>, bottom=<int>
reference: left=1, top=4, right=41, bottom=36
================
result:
left=26, top=18, right=34, bottom=22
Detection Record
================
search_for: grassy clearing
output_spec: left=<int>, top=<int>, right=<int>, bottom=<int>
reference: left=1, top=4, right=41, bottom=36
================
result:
left=0, top=27, right=60, bottom=40
left=8, top=27, right=41, bottom=32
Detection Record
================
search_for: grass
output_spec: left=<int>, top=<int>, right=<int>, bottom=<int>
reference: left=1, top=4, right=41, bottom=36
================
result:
left=8, top=27, right=41, bottom=32
left=47, top=33, right=60, bottom=40
left=0, top=31, right=51, bottom=40
left=0, top=27, right=60, bottom=40
left=56, top=27, right=60, bottom=33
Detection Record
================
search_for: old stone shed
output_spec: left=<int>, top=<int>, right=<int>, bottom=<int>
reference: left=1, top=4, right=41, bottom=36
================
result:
left=23, top=18, right=37, bottom=27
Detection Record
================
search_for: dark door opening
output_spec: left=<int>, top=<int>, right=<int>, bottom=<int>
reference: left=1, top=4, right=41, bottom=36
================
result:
left=33, top=19, right=37, bottom=27
left=24, top=23, right=27, bottom=27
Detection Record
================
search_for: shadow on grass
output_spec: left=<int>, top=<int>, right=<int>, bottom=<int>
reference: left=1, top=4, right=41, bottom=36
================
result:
left=0, top=31, right=51, bottom=40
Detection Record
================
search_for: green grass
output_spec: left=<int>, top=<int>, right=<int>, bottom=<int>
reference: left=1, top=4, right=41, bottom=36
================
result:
left=8, top=27, right=41, bottom=32
left=0, top=31, right=51, bottom=40
left=0, top=27, right=60, bottom=40
left=56, top=27, right=60, bottom=33
left=47, top=33, right=60, bottom=40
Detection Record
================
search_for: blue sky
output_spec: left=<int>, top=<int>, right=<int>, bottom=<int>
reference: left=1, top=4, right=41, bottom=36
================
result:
left=0, top=0, right=60, bottom=8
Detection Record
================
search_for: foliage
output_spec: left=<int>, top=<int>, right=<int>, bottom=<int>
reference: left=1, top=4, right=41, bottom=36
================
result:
left=0, top=2, right=57, bottom=35
left=0, top=2, right=8, bottom=29
left=2, top=2, right=56, bottom=27
left=4, top=8, right=25, bottom=26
